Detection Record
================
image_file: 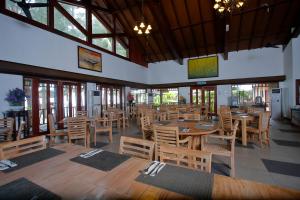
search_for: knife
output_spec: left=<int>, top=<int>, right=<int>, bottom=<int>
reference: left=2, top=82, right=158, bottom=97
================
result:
left=149, top=162, right=165, bottom=176
left=80, top=149, right=98, bottom=158
left=143, top=161, right=158, bottom=173
left=83, top=149, right=103, bottom=158
left=145, top=162, right=160, bottom=175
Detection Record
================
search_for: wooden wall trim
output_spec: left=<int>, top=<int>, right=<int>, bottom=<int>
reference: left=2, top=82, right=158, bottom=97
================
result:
left=150, top=76, right=286, bottom=88
left=0, top=60, right=148, bottom=88
left=0, top=60, right=285, bottom=89
left=296, top=79, right=300, bottom=105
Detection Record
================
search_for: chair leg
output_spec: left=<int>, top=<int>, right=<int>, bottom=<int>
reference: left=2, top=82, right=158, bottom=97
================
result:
left=259, top=132, right=263, bottom=148
left=109, top=128, right=113, bottom=143
left=94, top=130, right=97, bottom=146
left=230, top=156, right=235, bottom=178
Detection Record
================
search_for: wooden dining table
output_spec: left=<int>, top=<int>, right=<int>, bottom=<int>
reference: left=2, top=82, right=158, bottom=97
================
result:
left=0, top=143, right=299, bottom=199
left=155, top=119, right=220, bottom=149
left=232, top=113, right=256, bottom=146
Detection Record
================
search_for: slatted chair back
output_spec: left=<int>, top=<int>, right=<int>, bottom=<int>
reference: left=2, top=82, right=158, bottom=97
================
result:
left=158, top=112, right=167, bottom=121
left=220, top=111, right=233, bottom=133
left=167, top=111, right=179, bottom=120
left=229, top=120, right=240, bottom=151
left=160, top=144, right=212, bottom=173
left=119, top=136, right=155, bottom=160
left=259, top=112, right=271, bottom=132
left=0, top=118, right=14, bottom=142
left=154, top=125, right=179, bottom=160
left=77, top=110, right=87, bottom=117
left=219, top=105, right=231, bottom=114
left=67, top=116, right=87, bottom=146
left=48, top=113, right=56, bottom=134
left=16, top=121, right=26, bottom=141
left=182, top=113, right=201, bottom=120
left=0, top=136, right=46, bottom=160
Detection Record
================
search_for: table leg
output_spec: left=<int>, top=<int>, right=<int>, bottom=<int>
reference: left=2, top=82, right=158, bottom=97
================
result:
left=242, top=119, right=247, bottom=146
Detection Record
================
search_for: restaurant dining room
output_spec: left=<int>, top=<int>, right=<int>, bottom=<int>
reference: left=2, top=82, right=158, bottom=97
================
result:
left=1, top=0, right=300, bottom=199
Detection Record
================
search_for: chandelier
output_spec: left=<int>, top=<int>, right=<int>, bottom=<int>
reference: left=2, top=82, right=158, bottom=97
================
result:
left=133, top=0, right=152, bottom=35
left=214, top=0, right=246, bottom=13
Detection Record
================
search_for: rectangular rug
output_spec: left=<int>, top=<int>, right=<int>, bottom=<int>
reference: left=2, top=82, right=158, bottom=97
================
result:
left=2, top=148, right=65, bottom=173
left=262, top=159, right=300, bottom=177
left=273, top=139, right=300, bottom=147
left=0, top=178, right=61, bottom=200
left=70, top=151, right=130, bottom=171
left=136, top=164, right=213, bottom=199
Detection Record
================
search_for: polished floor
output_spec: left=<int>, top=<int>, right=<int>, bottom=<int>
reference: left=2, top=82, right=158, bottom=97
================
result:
left=82, top=119, right=300, bottom=191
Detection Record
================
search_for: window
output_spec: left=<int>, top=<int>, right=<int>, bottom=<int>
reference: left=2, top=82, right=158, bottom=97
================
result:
left=59, top=2, right=86, bottom=29
left=131, top=89, right=147, bottom=104
left=5, top=0, right=48, bottom=25
left=116, top=40, right=129, bottom=57
left=92, top=14, right=110, bottom=34
left=93, top=38, right=112, bottom=51
left=162, top=88, right=178, bottom=105
left=54, top=8, right=86, bottom=41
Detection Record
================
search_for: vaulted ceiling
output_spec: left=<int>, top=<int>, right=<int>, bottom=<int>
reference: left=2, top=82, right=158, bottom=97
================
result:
left=89, top=0, right=300, bottom=64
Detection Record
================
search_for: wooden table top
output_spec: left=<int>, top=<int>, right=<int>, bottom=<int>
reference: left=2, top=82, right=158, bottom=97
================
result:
left=0, top=143, right=299, bottom=199
left=155, top=120, right=220, bottom=136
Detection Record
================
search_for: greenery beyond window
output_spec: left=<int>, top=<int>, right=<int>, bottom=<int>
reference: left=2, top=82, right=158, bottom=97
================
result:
left=92, top=14, right=110, bottom=34
left=54, top=8, right=86, bottom=41
left=5, top=0, right=47, bottom=25
left=116, top=40, right=128, bottom=58
left=93, top=38, right=112, bottom=51
left=153, top=88, right=179, bottom=106
left=59, top=2, right=86, bottom=29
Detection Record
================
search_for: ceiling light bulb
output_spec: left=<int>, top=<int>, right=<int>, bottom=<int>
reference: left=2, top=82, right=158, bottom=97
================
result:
left=215, top=0, right=221, bottom=2
left=140, top=22, right=145, bottom=28
left=134, top=25, right=138, bottom=31
left=138, top=29, right=142, bottom=34
left=145, top=29, right=150, bottom=34
left=147, top=25, right=152, bottom=30
left=218, top=6, right=225, bottom=12
left=214, top=3, right=220, bottom=9
left=238, top=1, right=244, bottom=7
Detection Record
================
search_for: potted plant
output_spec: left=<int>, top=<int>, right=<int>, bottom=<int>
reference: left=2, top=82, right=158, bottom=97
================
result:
left=5, top=88, right=26, bottom=111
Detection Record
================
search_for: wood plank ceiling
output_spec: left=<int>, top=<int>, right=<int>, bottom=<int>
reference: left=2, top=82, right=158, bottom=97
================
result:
left=66, top=0, right=300, bottom=63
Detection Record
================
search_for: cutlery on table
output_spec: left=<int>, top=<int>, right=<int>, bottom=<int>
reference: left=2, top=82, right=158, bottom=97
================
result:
left=144, top=161, right=160, bottom=175
left=83, top=149, right=103, bottom=158
left=80, top=149, right=99, bottom=158
left=150, top=162, right=166, bottom=176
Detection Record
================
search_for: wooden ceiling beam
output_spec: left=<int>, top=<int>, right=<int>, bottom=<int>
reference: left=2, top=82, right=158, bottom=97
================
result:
left=103, top=0, right=153, bottom=63
left=260, top=1, right=275, bottom=47
left=169, top=0, right=189, bottom=59
left=148, top=1, right=183, bottom=64
left=236, top=11, right=244, bottom=51
left=184, top=0, right=200, bottom=57
left=210, top=0, right=222, bottom=54
left=197, top=0, right=209, bottom=56
left=121, top=0, right=160, bottom=62
left=276, top=0, right=293, bottom=41
left=54, top=2, right=87, bottom=35
left=248, top=0, right=261, bottom=50
left=133, top=0, right=168, bottom=61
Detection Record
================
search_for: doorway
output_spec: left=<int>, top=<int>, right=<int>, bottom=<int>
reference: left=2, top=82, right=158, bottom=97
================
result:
left=190, top=86, right=217, bottom=115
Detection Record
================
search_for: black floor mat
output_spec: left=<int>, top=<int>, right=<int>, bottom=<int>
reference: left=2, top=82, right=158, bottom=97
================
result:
left=273, top=139, right=300, bottom=147
left=262, top=159, right=300, bottom=177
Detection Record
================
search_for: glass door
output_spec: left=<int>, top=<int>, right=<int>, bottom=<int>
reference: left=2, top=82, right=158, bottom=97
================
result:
left=191, top=86, right=217, bottom=115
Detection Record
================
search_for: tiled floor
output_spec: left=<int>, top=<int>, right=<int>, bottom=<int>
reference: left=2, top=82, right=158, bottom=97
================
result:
left=85, top=119, right=300, bottom=191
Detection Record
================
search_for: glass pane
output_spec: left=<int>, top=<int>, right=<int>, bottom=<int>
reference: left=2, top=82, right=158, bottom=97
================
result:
left=92, top=14, right=110, bottom=34
left=24, top=79, right=32, bottom=111
left=112, top=89, right=117, bottom=107
left=50, top=84, right=57, bottom=119
left=71, top=85, right=77, bottom=117
left=54, top=8, right=86, bottom=41
left=63, top=85, right=70, bottom=118
left=116, top=40, right=128, bottom=57
left=210, top=90, right=215, bottom=113
left=5, top=0, right=48, bottom=24
left=107, top=88, right=111, bottom=107
left=162, top=88, right=178, bottom=104
left=38, top=83, right=47, bottom=132
left=92, top=38, right=112, bottom=51
left=198, top=89, right=202, bottom=105
left=81, top=84, right=86, bottom=109
left=59, top=2, right=86, bottom=29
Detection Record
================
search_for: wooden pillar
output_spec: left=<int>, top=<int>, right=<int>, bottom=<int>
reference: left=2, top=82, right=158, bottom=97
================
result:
left=31, top=79, right=39, bottom=135
left=57, top=82, right=64, bottom=129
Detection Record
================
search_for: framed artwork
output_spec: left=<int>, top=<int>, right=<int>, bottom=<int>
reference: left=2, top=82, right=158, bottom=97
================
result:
left=78, top=46, right=102, bottom=72
left=188, top=56, right=218, bottom=79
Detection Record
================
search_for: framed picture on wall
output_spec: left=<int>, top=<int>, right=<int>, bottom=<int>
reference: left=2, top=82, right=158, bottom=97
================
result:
left=78, top=46, right=102, bottom=72
left=188, top=56, right=219, bottom=79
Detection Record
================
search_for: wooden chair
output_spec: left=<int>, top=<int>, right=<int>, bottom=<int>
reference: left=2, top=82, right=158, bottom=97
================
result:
left=109, top=112, right=120, bottom=128
left=220, top=111, right=233, bottom=135
left=0, top=118, right=14, bottom=142
left=182, top=113, right=201, bottom=120
left=160, top=144, right=212, bottom=173
left=67, top=117, right=88, bottom=148
left=219, top=105, right=231, bottom=114
left=120, top=112, right=130, bottom=128
left=247, top=111, right=271, bottom=147
left=119, top=136, right=155, bottom=160
left=141, top=116, right=153, bottom=140
left=0, top=136, right=46, bottom=160
left=77, top=110, right=87, bottom=117
left=94, top=117, right=112, bottom=144
left=201, top=120, right=239, bottom=177
left=16, top=121, right=26, bottom=141
left=47, top=114, right=68, bottom=146
left=153, top=125, right=192, bottom=160
left=167, top=111, right=179, bottom=120
left=158, top=112, right=167, bottom=121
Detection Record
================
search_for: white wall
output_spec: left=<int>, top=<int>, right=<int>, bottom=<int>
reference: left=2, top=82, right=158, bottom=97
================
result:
left=0, top=74, right=23, bottom=114
left=217, top=85, right=232, bottom=106
left=148, top=48, right=284, bottom=84
left=0, top=14, right=147, bottom=84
